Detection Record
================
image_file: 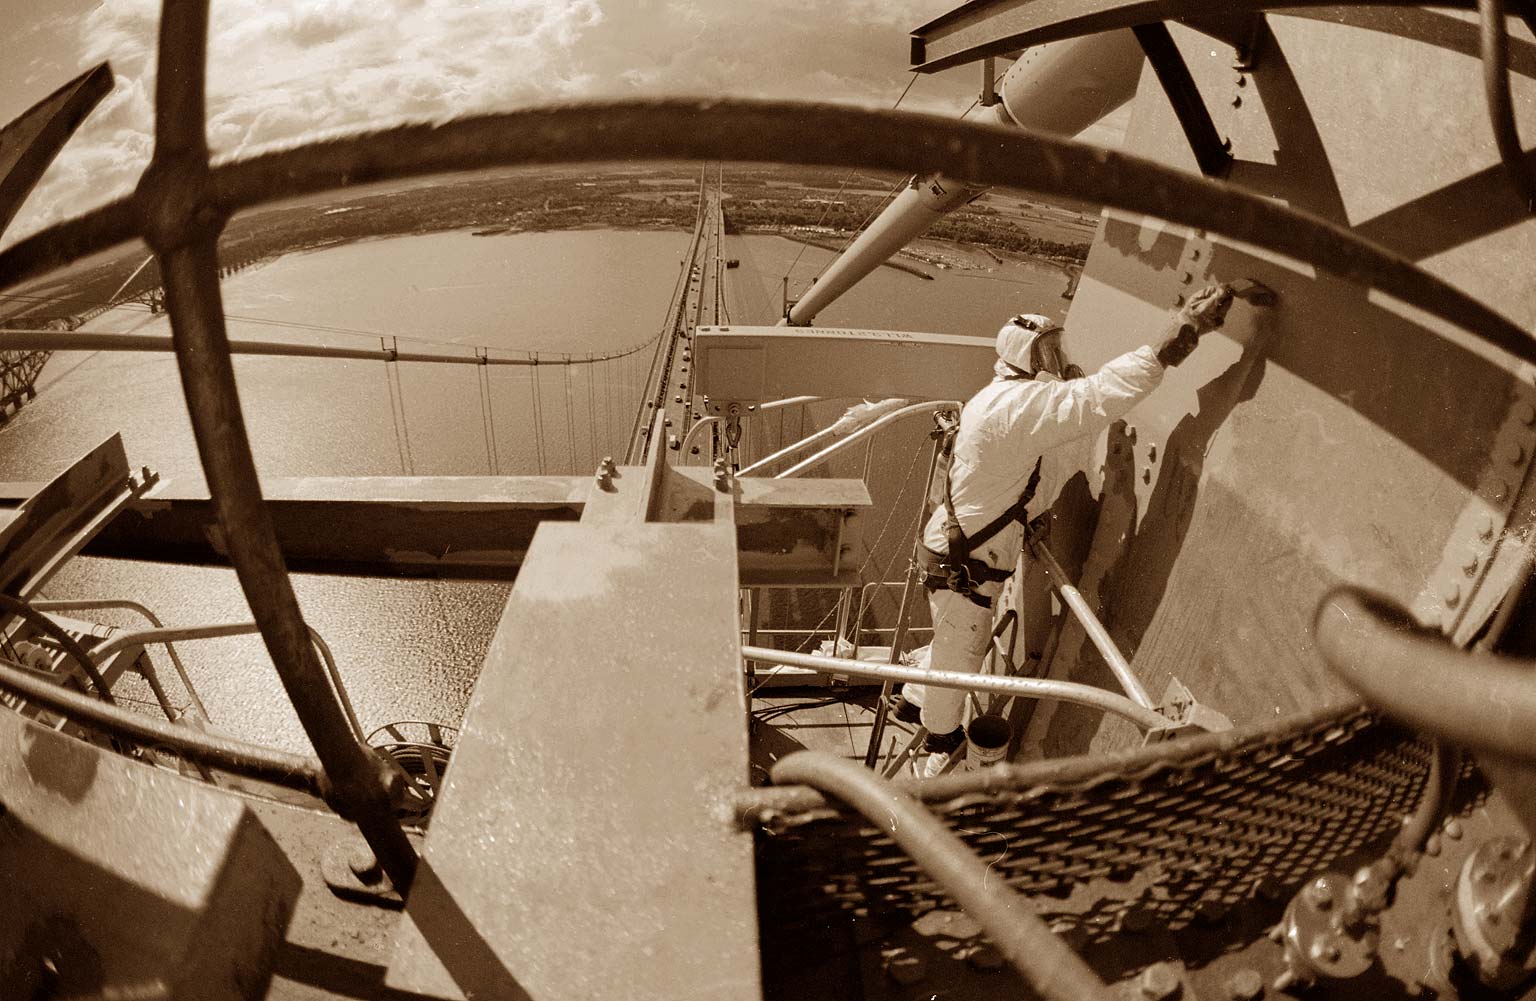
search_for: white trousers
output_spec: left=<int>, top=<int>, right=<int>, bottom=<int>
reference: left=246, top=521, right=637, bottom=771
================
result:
left=913, top=583, right=1002, bottom=735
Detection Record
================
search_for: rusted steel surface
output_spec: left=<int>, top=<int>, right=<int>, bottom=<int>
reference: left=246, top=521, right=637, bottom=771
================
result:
left=0, top=100, right=1530, bottom=372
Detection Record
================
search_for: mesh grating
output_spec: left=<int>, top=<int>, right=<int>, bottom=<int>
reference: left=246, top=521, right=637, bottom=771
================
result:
left=753, top=708, right=1430, bottom=947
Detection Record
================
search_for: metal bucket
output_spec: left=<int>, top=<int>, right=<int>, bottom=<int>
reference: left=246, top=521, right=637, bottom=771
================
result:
left=965, top=714, right=1012, bottom=769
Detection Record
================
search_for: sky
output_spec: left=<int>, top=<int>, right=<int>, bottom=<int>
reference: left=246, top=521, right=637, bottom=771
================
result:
left=0, top=0, right=1013, bottom=246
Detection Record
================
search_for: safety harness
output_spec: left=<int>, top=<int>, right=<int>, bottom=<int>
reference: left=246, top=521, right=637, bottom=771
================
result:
left=918, top=375, right=1043, bottom=610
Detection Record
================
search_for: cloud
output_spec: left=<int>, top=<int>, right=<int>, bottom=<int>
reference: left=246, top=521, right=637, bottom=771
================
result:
left=4, top=0, right=980, bottom=248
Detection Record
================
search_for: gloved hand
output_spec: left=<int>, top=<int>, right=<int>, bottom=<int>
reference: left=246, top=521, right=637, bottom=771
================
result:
left=1155, top=281, right=1275, bottom=367
left=1181, top=283, right=1237, bottom=333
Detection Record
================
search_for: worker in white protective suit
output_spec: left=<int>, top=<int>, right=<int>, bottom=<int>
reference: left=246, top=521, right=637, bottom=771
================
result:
left=897, top=284, right=1244, bottom=777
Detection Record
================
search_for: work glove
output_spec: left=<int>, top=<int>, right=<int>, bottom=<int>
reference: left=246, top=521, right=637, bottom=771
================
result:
left=1155, top=281, right=1275, bottom=367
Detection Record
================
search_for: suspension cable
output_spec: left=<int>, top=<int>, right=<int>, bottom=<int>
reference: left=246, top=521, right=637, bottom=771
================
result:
left=381, top=337, right=408, bottom=474
left=389, top=336, right=416, bottom=475
left=562, top=355, right=577, bottom=475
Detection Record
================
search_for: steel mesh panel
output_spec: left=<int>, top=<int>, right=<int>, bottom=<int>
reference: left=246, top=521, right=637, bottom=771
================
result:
left=755, top=710, right=1430, bottom=946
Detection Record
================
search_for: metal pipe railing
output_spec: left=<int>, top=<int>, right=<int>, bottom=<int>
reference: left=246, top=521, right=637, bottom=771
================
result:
left=744, top=644, right=1169, bottom=732
left=1480, top=0, right=1536, bottom=212
left=770, top=751, right=1113, bottom=1001
left=1315, top=587, right=1536, bottom=764
left=141, top=0, right=415, bottom=892
left=30, top=598, right=211, bottom=721
left=738, top=422, right=842, bottom=476
left=776, top=400, right=961, bottom=479
left=0, top=653, right=328, bottom=796
left=0, top=593, right=113, bottom=704
left=87, top=620, right=364, bottom=743
left=1029, top=538, right=1155, bottom=710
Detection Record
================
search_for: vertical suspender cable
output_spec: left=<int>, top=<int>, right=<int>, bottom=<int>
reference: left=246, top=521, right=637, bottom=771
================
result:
left=390, top=336, right=416, bottom=475
left=381, top=336, right=408, bottom=474
left=563, top=355, right=577, bottom=474
left=530, top=354, right=546, bottom=475
left=585, top=359, right=597, bottom=471
left=603, top=354, right=614, bottom=458
left=485, top=352, right=500, bottom=475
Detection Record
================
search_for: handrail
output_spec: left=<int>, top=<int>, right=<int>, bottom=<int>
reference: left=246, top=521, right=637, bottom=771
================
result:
left=680, top=415, right=718, bottom=457
left=742, top=644, right=1169, bottom=731
left=1315, top=587, right=1536, bottom=763
left=30, top=597, right=211, bottom=721
left=1029, top=538, right=1156, bottom=710
left=135, top=0, right=415, bottom=892
left=0, top=653, right=330, bottom=796
left=738, top=422, right=843, bottom=476
left=0, top=593, right=113, bottom=703
left=776, top=400, right=961, bottom=479
left=770, top=751, right=1113, bottom=1001
left=1480, top=0, right=1536, bottom=212
left=86, top=619, right=365, bottom=743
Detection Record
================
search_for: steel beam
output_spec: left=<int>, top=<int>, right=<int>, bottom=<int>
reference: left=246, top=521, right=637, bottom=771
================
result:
left=0, top=707, right=301, bottom=1001
left=0, top=63, right=113, bottom=239
left=908, top=0, right=1477, bottom=73
left=694, top=325, right=995, bottom=413
left=387, top=517, right=758, bottom=1000
left=0, top=471, right=869, bottom=582
left=1131, top=22, right=1232, bottom=176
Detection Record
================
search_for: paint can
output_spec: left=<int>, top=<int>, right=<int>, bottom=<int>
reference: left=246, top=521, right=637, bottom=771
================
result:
left=965, top=714, right=1012, bottom=770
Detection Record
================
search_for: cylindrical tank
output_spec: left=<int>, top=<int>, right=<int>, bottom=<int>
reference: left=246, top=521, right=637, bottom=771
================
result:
left=784, top=30, right=1144, bottom=326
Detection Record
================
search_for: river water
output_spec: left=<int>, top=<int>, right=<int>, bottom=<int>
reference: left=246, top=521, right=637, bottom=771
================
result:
left=2, top=227, right=1065, bottom=753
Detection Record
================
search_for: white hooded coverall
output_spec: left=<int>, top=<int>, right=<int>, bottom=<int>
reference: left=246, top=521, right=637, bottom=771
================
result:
left=912, top=344, right=1167, bottom=735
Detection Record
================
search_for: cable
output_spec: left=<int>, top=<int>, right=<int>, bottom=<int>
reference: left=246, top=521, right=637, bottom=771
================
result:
left=530, top=358, right=547, bottom=475
left=381, top=337, right=409, bottom=474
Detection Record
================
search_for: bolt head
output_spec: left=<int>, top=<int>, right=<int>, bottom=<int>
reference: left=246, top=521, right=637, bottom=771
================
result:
left=1228, top=967, right=1264, bottom=1000
left=1139, top=962, right=1182, bottom=1000
left=1306, top=878, right=1333, bottom=910
left=1444, top=819, right=1463, bottom=840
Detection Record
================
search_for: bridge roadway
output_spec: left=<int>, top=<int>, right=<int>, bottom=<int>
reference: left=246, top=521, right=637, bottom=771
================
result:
left=628, top=168, right=729, bottom=464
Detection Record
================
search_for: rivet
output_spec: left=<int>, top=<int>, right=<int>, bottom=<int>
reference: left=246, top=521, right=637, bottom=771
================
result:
left=1181, top=271, right=1194, bottom=284
left=1444, top=819, right=1463, bottom=840
left=1518, top=401, right=1536, bottom=426
left=1424, top=834, right=1441, bottom=857
left=1174, top=294, right=1186, bottom=307
left=1478, top=513, right=1497, bottom=540
left=1505, top=441, right=1526, bottom=465
left=1143, top=468, right=1152, bottom=484
left=1235, top=75, right=1248, bottom=87
left=1494, top=481, right=1511, bottom=502
left=1306, top=878, right=1332, bottom=909
left=1441, top=580, right=1462, bottom=608
left=1139, top=962, right=1182, bottom=1000
left=1228, top=968, right=1264, bottom=1000
left=1463, top=554, right=1480, bottom=576
left=1232, top=94, right=1243, bottom=107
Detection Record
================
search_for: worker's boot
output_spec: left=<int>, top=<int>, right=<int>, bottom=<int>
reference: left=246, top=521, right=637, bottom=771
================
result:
left=920, top=727, right=964, bottom=778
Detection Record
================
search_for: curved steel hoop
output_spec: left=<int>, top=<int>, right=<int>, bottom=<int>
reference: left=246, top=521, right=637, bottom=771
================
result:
left=0, top=99, right=1530, bottom=367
